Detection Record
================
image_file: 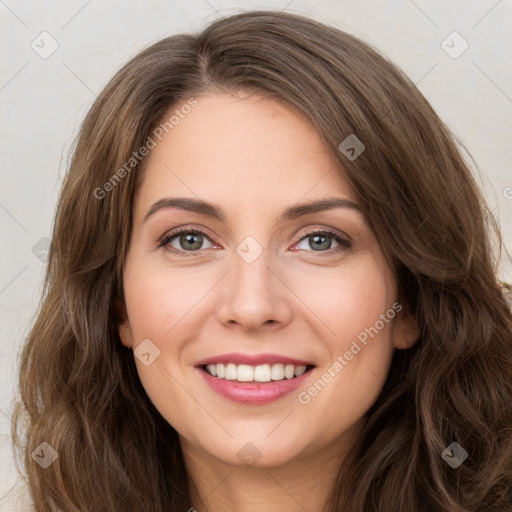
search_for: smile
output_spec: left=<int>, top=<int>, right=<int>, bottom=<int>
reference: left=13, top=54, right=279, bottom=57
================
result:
left=197, top=364, right=316, bottom=405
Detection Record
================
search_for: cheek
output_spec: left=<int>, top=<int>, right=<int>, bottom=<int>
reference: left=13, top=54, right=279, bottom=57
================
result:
left=333, top=265, right=395, bottom=375
left=121, top=263, right=202, bottom=425
left=290, top=259, right=395, bottom=419
left=123, top=261, right=213, bottom=342
left=286, top=255, right=391, bottom=347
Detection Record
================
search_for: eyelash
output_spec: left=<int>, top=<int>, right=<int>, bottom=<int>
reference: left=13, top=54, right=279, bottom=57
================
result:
left=158, top=226, right=351, bottom=258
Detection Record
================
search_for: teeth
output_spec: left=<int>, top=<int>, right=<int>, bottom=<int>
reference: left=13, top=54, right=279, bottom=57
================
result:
left=284, top=364, right=295, bottom=379
left=294, top=365, right=307, bottom=377
left=271, top=364, right=284, bottom=380
left=254, top=364, right=271, bottom=382
left=204, top=363, right=309, bottom=382
left=225, top=363, right=237, bottom=380
left=237, top=364, right=254, bottom=382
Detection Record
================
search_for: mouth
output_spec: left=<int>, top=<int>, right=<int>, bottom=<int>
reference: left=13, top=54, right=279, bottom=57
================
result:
left=200, top=363, right=316, bottom=382
left=196, top=361, right=317, bottom=405
left=194, top=353, right=317, bottom=404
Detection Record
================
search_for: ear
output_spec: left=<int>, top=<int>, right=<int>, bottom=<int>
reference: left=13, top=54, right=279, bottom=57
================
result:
left=392, top=305, right=419, bottom=350
left=114, top=298, right=134, bottom=349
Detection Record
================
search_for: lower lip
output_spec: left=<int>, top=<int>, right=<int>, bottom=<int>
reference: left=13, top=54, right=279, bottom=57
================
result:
left=197, top=366, right=315, bottom=405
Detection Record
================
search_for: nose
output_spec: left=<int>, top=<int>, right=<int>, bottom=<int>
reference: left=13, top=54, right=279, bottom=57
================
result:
left=215, top=247, right=293, bottom=332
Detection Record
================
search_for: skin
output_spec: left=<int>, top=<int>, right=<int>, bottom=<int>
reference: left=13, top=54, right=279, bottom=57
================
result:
left=118, top=90, right=418, bottom=512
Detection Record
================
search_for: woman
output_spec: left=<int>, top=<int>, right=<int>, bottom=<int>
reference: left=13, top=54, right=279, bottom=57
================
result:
left=11, top=9, right=512, bottom=512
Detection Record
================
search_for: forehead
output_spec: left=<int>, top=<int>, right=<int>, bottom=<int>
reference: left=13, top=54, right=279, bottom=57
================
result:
left=135, top=91, right=357, bottom=215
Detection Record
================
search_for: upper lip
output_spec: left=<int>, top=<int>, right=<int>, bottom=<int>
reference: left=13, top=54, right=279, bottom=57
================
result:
left=195, top=352, right=315, bottom=367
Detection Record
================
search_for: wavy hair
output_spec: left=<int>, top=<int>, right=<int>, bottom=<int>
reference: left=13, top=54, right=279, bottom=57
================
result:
left=11, top=9, right=512, bottom=511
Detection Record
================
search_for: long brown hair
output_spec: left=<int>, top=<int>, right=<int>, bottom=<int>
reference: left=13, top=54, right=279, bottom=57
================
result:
left=11, top=10, right=512, bottom=511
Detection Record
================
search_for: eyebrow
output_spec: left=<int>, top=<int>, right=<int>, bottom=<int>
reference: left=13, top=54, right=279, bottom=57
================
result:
left=143, top=196, right=362, bottom=224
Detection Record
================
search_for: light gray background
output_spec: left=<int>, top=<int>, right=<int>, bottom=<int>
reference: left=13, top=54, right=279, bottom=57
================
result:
left=1, top=0, right=511, bottom=508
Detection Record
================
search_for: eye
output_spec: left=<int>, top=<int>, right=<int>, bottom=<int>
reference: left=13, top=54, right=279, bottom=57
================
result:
left=158, top=226, right=351, bottom=257
left=294, top=229, right=351, bottom=254
left=158, top=227, right=215, bottom=256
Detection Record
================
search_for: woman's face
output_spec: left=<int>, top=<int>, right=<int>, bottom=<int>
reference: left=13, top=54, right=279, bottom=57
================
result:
left=118, top=90, right=417, bottom=468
